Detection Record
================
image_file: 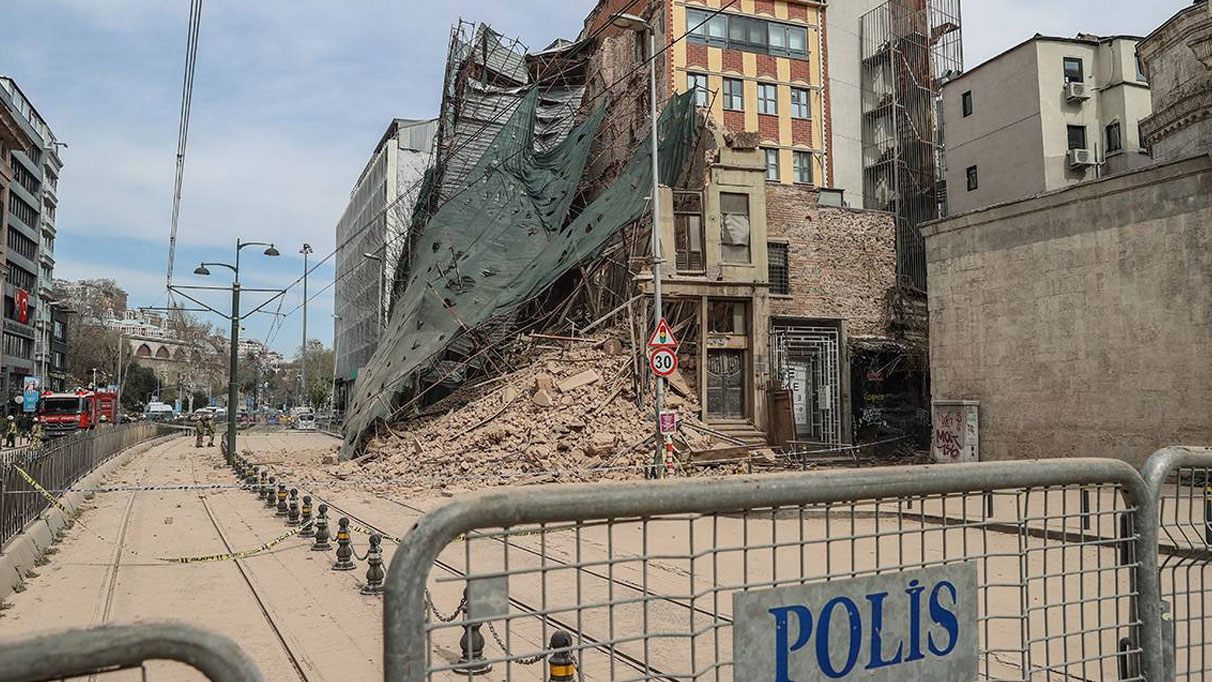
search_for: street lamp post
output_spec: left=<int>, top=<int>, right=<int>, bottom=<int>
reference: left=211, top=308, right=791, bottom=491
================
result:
left=331, top=313, right=342, bottom=419
left=300, top=243, right=313, bottom=410
left=193, top=238, right=280, bottom=463
left=611, top=12, right=665, bottom=477
left=362, top=252, right=386, bottom=330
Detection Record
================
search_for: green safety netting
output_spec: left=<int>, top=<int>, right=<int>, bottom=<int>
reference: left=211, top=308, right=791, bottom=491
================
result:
left=342, top=89, right=699, bottom=457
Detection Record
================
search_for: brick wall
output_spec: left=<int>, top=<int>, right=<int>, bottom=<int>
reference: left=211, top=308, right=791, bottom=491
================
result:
left=765, top=183, right=896, bottom=337
left=791, top=117, right=813, bottom=146
left=923, top=155, right=1212, bottom=465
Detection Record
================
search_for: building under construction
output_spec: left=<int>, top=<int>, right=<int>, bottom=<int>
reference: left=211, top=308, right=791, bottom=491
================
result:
left=860, top=0, right=963, bottom=289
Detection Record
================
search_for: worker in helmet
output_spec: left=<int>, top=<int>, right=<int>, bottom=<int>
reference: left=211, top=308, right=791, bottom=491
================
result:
left=204, top=414, right=216, bottom=447
left=194, top=414, right=204, bottom=448
left=4, top=414, right=15, bottom=448
left=30, top=417, right=43, bottom=448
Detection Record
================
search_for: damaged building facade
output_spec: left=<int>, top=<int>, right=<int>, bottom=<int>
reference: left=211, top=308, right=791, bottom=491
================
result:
left=339, top=5, right=913, bottom=459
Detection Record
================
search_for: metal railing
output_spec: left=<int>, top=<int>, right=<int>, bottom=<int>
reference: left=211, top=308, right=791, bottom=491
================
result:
left=0, top=622, right=265, bottom=682
left=1142, top=446, right=1212, bottom=681
left=0, top=422, right=176, bottom=545
left=386, top=458, right=1164, bottom=681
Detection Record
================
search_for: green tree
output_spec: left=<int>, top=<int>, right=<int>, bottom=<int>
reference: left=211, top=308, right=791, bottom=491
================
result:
left=121, top=363, right=159, bottom=412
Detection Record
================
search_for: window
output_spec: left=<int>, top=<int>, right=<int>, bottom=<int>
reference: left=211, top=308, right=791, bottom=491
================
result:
left=966, top=165, right=978, bottom=191
left=758, top=83, right=778, bottom=115
left=764, top=148, right=781, bottom=180
left=767, top=242, right=790, bottom=294
left=961, top=90, right=973, bottom=117
left=673, top=191, right=705, bottom=272
left=790, top=88, right=810, bottom=119
left=53, top=350, right=65, bottom=370
left=1067, top=124, right=1087, bottom=150
left=8, top=194, right=39, bottom=229
left=1106, top=122, right=1122, bottom=153
left=707, top=300, right=748, bottom=334
left=687, top=73, right=709, bottom=107
left=1063, top=57, right=1084, bottom=83
left=3, top=332, right=32, bottom=360
left=792, top=151, right=813, bottom=185
left=6, top=228, right=37, bottom=262
left=52, top=319, right=65, bottom=340
left=1135, top=54, right=1147, bottom=82
left=723, top=78, right=744, bottom=111
left=687, top=11, right=808, bottom=59
left=720, top=192, right=751, bottom=263
left=6, top=264, right=36, bottom=292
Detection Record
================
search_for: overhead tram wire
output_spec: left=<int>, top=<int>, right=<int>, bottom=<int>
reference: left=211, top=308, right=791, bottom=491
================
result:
left=276, top=0, right=736, bottom=322
left=164, top=0, right=204, bottom=294
left=249, top=0, right=649, bottom=319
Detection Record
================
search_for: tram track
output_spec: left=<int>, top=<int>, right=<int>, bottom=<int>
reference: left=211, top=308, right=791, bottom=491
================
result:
left=311, top=493, right=681, bottom=682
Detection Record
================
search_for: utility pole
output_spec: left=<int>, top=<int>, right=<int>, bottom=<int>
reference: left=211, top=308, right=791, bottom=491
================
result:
left=300, top=243, right=313, bottom=410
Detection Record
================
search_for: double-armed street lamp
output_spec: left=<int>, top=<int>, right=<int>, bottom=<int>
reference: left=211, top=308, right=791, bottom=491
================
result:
left=188, top=238, right=280, bottom=462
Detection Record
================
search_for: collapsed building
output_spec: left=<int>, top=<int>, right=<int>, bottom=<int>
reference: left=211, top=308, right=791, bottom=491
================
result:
left=340, top=10, right=927, bottom=469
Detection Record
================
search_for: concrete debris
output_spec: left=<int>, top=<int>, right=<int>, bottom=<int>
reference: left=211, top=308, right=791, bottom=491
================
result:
left=356, top=332, right=728, bottom=492
left=556, top=369, right=601, bottom=393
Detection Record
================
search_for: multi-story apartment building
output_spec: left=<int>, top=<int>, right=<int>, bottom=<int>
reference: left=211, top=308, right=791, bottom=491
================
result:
left=0, top=77, right=63, bottom=403
left=941, top=34, right=1152, bottom=216
left=332, top=118, right=436, bottom=413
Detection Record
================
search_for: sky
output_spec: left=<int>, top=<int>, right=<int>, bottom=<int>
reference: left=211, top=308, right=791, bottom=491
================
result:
left=0, top=0, right=1187, bottom=353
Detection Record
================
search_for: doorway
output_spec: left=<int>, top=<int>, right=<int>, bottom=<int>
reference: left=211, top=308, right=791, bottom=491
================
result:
left=706, top=349, right=746, bottom=419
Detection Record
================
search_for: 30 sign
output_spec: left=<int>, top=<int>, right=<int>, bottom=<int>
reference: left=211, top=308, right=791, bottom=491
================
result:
left=649, top=347, right=677, bottom=377
left=733, top=563, right=977, bottom=682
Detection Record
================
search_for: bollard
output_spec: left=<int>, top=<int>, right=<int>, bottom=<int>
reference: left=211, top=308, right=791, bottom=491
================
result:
left=246, top=464, right=258, bottom=488
left=264, top=476, right=278, bottom=507
left=256, top=470, right=266, bottom=497
left=1082, top=488, right=1092, bottom=531
left=547, top=630, right=575, bottom=682
left=300, top=495, right=315, bottom=537
left=311, top=504, right=332, bottom=551
left=287, top=488, right=300, bottom=526
left=276, top=484, right=288, bottom=516
left=985, top=491, right=994, bottom=518
left=360, top=534, right=385, bottom=595
left=332, top=518, right=355, bottom=570
left=454, top=587, right=490, bottom=675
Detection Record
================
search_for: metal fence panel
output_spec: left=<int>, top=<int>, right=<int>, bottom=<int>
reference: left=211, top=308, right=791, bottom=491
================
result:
left=0, top=622, right=265, bottom=682
left=1142, top=446, right=1212, bottom=681
left=385, top=458, right=1164, bottom=682
left=0, top=423, right=175, bottom=545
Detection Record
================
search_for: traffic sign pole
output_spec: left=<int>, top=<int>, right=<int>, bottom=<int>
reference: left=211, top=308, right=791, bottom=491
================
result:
left=646, top=318, right=678, bottom=479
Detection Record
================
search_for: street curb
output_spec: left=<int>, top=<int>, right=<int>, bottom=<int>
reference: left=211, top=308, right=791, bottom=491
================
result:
left=0, top=431, right=184, bottom=603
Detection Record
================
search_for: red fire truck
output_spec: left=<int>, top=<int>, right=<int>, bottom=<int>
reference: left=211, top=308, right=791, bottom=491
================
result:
left=36, top=390, right=118, bottom=437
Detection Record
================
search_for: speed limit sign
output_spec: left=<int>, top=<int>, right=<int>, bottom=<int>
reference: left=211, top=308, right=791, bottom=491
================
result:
left=649, top=347, right=678, bottom=377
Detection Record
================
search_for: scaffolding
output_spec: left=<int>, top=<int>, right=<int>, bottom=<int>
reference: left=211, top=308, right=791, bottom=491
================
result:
left=860, top=0, right=963, bottom=290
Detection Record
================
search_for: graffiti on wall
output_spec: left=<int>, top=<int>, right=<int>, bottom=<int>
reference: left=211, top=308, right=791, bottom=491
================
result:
left=932, top=402, right=978, bottom=463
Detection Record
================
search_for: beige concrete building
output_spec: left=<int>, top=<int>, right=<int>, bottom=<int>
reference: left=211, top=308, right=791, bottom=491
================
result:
left=941, top=34, right=1153, bottom=216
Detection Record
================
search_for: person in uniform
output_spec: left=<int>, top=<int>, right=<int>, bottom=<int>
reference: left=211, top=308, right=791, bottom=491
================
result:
left=4, top=415, right=15, bottom=448
left=194, top=415, right=205, bottom=448
left=30, top=418, right=43, bottom=448
left=205, top=414, right=216, bottom=447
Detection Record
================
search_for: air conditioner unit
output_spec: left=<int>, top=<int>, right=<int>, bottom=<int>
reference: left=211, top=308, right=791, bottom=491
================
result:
left=1065, top=81, right=1090, bottom=102
left=1068, top=148, right=1096, bottom=167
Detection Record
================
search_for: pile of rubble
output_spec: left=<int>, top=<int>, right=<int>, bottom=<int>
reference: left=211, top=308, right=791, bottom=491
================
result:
left=355, top=334, right=720, bottom=491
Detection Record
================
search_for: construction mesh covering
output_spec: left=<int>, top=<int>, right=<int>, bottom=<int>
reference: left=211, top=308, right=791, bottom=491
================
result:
left=341, top=91, right=699, bottom=456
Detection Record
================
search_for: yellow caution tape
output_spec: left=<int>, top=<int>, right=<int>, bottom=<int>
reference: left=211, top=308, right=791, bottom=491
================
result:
left=156, top=522, right=312, bottom=564
left=13, top=465, right=74, bottom=518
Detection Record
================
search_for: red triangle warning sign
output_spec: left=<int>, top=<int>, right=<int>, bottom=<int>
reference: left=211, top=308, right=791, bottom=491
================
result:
left=647, top=318, right=679, bottom=349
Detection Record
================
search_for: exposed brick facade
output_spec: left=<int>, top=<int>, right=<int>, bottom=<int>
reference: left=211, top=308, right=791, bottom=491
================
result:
left=820, top=6, right=833, bottom=187
left=754, top=0, right=776, bottom=16
left=756, top=54, right=778, bottom=78
left=686, top=42, right=708, bottom=69
left=722, top=49, right=744, bottom=74
left=791, top=117, right=813, bottom=146
left=790, top=59, right=812, bottom=84
left=758, top=114, right=779, bottom=142
left=787, top=3, right=809, bottom=21
left=724, top=109, right=746, bottom=132
left=766, top=184, right=896, bottom=337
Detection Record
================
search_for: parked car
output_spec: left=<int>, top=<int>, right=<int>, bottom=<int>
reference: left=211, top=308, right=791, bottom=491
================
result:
left=294, top=412, right=316, bottom=431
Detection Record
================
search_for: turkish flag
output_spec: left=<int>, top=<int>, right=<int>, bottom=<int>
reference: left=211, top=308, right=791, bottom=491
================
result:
left=15, top=289, right=28, bottom=324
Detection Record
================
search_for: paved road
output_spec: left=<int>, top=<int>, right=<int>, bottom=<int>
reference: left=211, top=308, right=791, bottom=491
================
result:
left=0, top=432, right=389, bottom=682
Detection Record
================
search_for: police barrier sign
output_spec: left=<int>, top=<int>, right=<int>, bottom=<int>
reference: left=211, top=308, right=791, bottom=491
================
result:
left=733, top=563, right=977, bottom=682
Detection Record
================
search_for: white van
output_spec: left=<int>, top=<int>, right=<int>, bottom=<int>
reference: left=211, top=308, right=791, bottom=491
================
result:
left=145, top=402, right=175, bottom=422
left=295, top=412, right=316, bottom=431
